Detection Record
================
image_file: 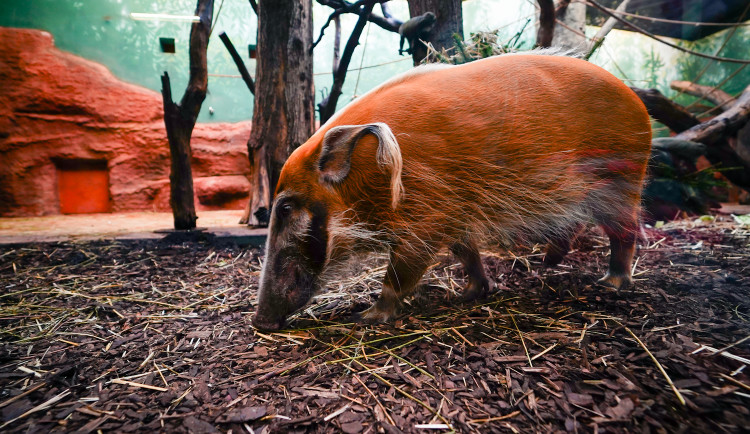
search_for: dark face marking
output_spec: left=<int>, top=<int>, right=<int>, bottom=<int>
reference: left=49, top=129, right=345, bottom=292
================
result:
left=303, top=202, right=328, bottom=273
left=252, top=196, right=330, bottom=331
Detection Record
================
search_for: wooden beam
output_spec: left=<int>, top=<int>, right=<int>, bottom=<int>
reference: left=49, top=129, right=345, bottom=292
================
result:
left=677, top=85, right=750, bottom=146
left=585, top=0, right=631, bottom=60
left=669, top=81, right=735, bottom=108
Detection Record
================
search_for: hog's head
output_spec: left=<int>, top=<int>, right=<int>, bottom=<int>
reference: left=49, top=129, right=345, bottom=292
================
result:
left=251, top=123, right=403, bottom=331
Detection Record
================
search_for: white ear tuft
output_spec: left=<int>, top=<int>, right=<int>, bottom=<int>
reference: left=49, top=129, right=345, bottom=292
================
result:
left=370, top=123, right=403, bottom=209
left=318, top=123, right=404, bottom=209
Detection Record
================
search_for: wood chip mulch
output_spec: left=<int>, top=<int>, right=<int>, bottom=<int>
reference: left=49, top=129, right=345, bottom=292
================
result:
left=1, top=217, right=749, bottom=433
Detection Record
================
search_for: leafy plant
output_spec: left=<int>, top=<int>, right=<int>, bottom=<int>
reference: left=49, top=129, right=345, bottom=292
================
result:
left=643, top=47, right=664, bottom=90
left=423, top=19, right=532, bottom=65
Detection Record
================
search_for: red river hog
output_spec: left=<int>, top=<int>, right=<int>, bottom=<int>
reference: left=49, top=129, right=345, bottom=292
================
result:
left=252, top=53, right=652, bottom=331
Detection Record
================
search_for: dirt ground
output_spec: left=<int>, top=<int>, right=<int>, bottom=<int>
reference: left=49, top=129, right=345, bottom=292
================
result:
left=1, top=217, right=749, bottom=433
left=0, top=210, right=245, bottom=241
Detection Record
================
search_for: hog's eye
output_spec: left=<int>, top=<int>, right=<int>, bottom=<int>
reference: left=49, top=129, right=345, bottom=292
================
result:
left=276, top=202, right=293, bottom=220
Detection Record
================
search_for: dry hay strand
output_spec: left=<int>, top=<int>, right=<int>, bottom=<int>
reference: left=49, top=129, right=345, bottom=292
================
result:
left=1, top=218, right=749, bottom=432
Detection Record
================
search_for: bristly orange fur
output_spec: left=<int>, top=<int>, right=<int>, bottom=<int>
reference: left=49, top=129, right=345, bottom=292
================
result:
left=250, top=53, right=654, bottom=330
left=277, top=53, right=651, bottom=271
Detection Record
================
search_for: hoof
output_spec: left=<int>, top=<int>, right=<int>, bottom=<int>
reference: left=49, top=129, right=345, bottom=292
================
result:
left=358, top=304, right=396, bottom=324
left=597, top=273, right=632, bottom=290
left=461, top=279, right=491, bottom=302
left=543, top=251, right=565, bottom=268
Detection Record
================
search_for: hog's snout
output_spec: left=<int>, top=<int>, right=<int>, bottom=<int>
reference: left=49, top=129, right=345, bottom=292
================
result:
left=252, top=282, right=291, bottom=331
left=251, top=313, right=286, bottom=331
left=253, top=254, right=319, bottom=332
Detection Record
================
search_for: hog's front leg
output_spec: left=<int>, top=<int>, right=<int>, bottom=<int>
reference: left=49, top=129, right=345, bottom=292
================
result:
left=360, top=246, right=432, bottom=323
left=450, top=240, right=490, bottom=301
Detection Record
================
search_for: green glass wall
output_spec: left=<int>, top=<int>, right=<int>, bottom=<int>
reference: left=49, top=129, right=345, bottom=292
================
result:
left=2, top=0, right=257, bottom=123
left=0, top=0, right=539, bottom=123
left=2, top=0, right=747, bottom=124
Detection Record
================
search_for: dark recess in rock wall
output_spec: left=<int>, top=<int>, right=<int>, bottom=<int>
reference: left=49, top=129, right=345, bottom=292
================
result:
left=0, top=27, right=253, bottom=217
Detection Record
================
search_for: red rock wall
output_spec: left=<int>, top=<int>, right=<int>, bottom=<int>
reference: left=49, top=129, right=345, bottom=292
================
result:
left=0, top=27, right=252, bottom=217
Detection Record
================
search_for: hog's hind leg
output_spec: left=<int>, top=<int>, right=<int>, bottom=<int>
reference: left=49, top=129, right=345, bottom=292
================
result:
left=597, top=212, right=638, bottom=290
left=589, top=162, right=644, bottom=290
left=450, top=240, right=491, bottom=301
left=360, top=246, right=432, bottom=324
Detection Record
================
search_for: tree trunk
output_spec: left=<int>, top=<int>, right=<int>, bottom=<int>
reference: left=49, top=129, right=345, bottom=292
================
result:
left=161, top=0, right=213, bottom=230
left=552, top=0, right=586, bottom=50
left=536, top=0, right=555, bottom=48
left=408, top=0, right=463, bottom=65
left=240, top=0, right=315, bottom=226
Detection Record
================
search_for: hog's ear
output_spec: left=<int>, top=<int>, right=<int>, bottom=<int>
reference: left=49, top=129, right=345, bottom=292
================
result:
left=318, top=123, right=404, bottom=208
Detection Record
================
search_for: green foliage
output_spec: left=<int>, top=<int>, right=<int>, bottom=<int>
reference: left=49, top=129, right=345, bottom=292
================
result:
left=733, top=214, right=750, bottom=226
left=674, top=26, right=750, bottom=107
left=654, top=163, right=730, bottom=191
left=423, top=20, right=532, bottom=65
left=643, top=47, right=665, bottom=89
left=646, top=163, right=732, bottom=216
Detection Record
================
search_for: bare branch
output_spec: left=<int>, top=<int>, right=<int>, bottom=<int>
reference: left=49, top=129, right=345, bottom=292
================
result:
left=588, top=0, right=750, bottom=64
left=585, top=0, right=631, bottom=60
left=218, top=32, right=255, bottom=95
left=312, top=10, right=341, bottom=51
left=332, top=15, right=341, bottom=75
left=318, top=2, right=375, bottom=123
left=630, top=87, right=700, bottom=133
left=677, top=85, right=750, bottom=146
left=380, top=1, right=394, bottom=18
left=633, top=86, right=750, bottom=190
left=312, top=0, right=401, bottom=52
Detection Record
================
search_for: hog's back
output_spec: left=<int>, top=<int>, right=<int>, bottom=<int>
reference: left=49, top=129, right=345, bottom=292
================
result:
left=321, top=54, right=652, bottom=245
left=339, top=54, right=650, bottom=164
